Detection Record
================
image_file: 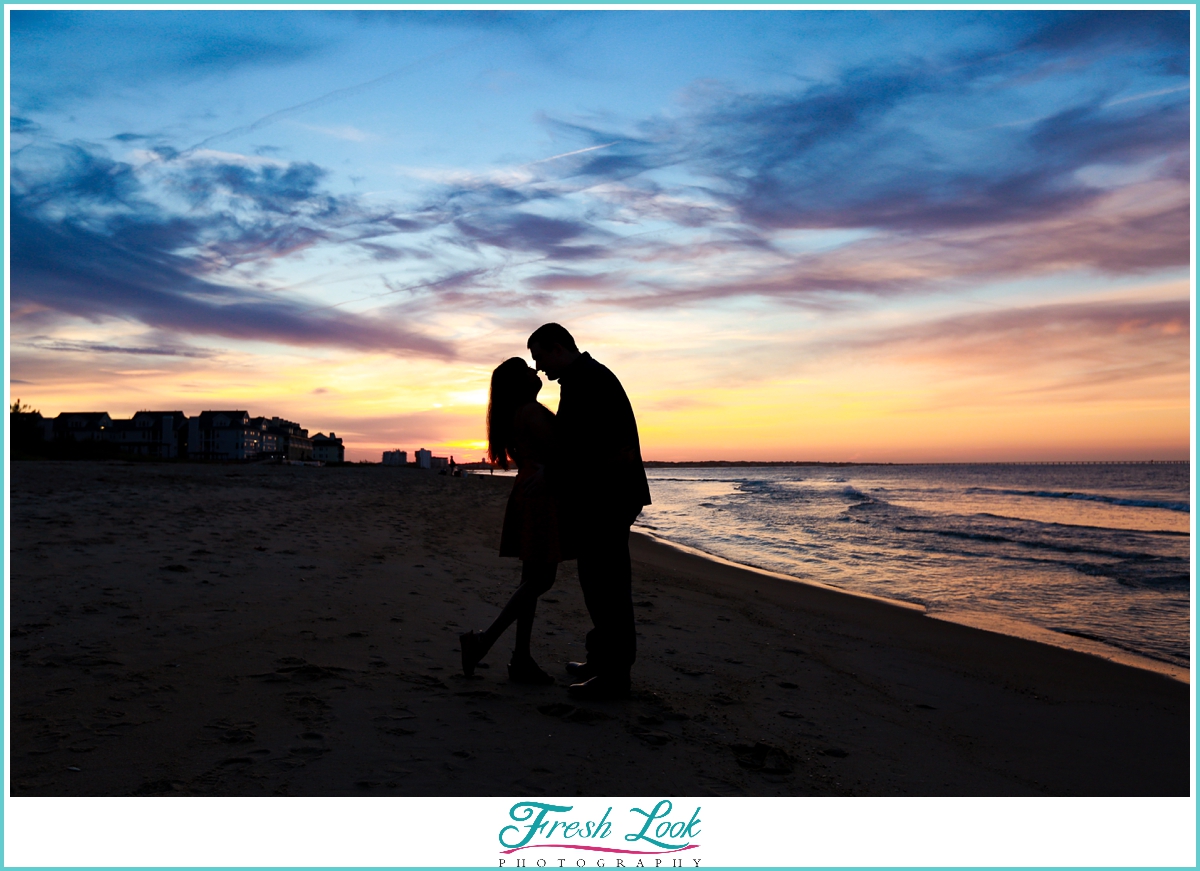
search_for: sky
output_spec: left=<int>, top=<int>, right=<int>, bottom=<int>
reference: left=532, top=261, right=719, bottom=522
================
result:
left=6, top=9, right=1192, bottom=462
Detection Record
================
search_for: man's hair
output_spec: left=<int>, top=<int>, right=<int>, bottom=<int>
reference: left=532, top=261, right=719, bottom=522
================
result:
left=527, top=323, right=578, bottom=352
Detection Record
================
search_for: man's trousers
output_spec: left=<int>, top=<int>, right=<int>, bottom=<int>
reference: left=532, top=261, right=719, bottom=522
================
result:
left=576, top=519, right=636, bottom=679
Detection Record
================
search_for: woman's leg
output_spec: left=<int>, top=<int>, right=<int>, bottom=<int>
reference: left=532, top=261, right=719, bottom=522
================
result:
left=513, top=561, right=557, bottom=660
left=475, top=561, right=556, bottom=661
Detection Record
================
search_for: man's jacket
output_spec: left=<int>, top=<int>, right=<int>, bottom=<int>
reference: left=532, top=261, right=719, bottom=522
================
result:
left=554, top=353, right=651, bottom=523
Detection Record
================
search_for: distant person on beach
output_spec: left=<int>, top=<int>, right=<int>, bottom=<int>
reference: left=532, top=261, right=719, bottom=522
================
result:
left=527, top=323, right=651, bottom=701
left=459, top=358, right=574, bottom=684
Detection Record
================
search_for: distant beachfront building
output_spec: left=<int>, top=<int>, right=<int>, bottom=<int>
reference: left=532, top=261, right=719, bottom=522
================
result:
left=265, top=417, right=313, bottom=461
left=109, top=411, right=189, bottom=458
left=312, top=432, right=345, bottom=464
left=23, top=406, right=339, bottom=462
left=413, top=449, right=450, bottom=469
left=248, top=417, right=279, bottom=458
left=188, top=411, right=260, bottom=460
left=43, top=412, right=113, bottom=442
left=382, top=450, right=408, bottom=466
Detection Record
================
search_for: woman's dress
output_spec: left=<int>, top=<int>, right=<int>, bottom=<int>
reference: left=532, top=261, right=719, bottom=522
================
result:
left=498, top=403, right=575, bottom=563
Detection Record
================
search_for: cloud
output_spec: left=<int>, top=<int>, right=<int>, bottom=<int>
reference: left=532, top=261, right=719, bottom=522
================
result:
left=675, top=75, right=1188, bottom=237
left=642, top=395, right=716, bottom=412
left=866, top=297, right=1189, bottom=350
left=335, top=408, right=484, bottom=446
left=525, top=271, right=623, bottom=291
left=835, top=296, right=1190, bottom=401
left=332, top=11, right=1188, bottom=322
left=454, top=212, right=609, bottom=261
left=10, top=142, right=456, bottom=358
left=1027, top=99, right=1189, bottom=172
left=589, top=173, right=1188, bottom=310
left=15, top=141, right=142, bottom=206
left=357, top=242, right=429, bottom=262
left=19, top=338, right=217, bottom=358
left=179, top=157, right=336, bottom=215
left=11, top=207, right=453, bottom=357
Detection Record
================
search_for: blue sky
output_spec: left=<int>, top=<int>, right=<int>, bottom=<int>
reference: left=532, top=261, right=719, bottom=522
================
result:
left=8, top=10, right=1191, bottom=461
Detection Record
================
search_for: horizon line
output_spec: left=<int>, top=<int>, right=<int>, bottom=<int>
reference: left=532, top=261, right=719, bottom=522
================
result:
left=639, top=459, right=1190, bottom=466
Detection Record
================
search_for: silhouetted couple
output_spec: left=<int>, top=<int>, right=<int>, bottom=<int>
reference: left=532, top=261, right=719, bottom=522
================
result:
left=460, top=324, right=651, bottom=701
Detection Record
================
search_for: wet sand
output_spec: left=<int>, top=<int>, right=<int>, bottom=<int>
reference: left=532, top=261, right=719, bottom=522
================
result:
left=7, top=461, right=1189, bottom=796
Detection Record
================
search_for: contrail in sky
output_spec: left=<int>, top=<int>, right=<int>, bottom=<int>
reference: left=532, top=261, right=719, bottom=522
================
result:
left=1104, top=84, right=1190, bottom=107
left=982, top=83, right=1191, bottom=131
left=524, top=142, right=617, bottom=166
left=181, top=37, right=485, bottom=157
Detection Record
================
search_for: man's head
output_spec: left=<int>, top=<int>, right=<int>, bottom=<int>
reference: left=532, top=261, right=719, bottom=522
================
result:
left=527, top=323, right=580, bottom=381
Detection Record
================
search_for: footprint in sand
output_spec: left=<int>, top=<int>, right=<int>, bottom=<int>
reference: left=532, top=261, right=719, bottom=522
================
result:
left=630, top=726, right=671, bottom=746
left=733, top=742, right=794, bottom=773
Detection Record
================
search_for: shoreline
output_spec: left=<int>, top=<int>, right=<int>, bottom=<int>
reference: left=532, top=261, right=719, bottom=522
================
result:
left=632, top=529, right=1190, bottom=684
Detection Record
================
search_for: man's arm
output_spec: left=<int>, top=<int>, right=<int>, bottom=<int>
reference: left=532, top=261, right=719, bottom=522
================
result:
left=593, top=367, right=651, bottom=512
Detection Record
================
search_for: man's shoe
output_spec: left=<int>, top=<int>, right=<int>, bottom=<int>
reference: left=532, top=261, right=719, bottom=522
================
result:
left=567, top=675, right=630, bottom=701
left=565, top=660, right=598, bottom=680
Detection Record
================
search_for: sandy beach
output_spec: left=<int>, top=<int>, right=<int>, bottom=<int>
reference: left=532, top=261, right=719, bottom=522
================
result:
left=8, top=461, right=1190, bottom=796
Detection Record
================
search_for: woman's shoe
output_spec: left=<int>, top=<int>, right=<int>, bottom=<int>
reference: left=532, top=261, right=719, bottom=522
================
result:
left=508, top=655, right=555, bottom=685
left=460, top=631, right=484, bottom=677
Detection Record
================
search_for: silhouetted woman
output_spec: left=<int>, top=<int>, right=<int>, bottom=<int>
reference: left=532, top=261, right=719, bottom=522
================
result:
left=460, top=357, right=573, bottom=683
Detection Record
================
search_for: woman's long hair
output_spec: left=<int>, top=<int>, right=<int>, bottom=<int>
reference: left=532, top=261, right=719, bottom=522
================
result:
left=487, top=357, right=538, bottom=470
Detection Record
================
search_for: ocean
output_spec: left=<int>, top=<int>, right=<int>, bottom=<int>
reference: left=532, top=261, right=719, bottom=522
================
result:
left=635, top=463, right=1191, bottom=673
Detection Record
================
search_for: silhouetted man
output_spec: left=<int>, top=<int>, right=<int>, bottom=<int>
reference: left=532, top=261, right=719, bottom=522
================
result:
left=528, top=323, right=651, bottom=701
